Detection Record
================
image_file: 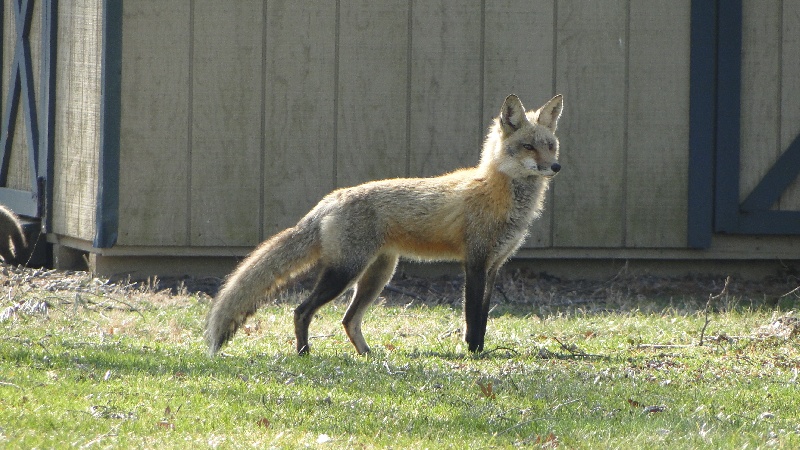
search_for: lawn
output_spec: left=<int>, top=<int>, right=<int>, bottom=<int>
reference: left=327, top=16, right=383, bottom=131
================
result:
left=1, top=266, right=798, bottom=449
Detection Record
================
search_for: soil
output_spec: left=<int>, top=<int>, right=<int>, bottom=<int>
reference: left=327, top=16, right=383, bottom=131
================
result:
left=1, top=263, right=798, bottom=313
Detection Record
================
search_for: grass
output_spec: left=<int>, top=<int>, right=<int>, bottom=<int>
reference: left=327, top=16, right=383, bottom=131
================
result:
left=1, top=268, right=799, bottom=449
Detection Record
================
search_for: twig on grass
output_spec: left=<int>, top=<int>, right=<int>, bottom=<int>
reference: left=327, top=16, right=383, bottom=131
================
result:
left=636, top=343, right=692, bottom=350
left=699, top=276, right=730, bottom=346
left=551, top=336, right=604, bottom=359
left=780, top=285, right=800, bottom=298
left=479, top=346, right=520, bottom=357
left=384, top=283, right=426, bottom=302
left=495, top=417, right=549, bottom=436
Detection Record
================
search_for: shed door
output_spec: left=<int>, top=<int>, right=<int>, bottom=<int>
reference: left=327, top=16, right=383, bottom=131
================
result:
left=0, top=0, right=56, bottom=220
left=688, top=0, right=800, bottom=248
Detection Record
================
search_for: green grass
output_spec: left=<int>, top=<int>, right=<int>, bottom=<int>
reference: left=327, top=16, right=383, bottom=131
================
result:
left=1, top=274, right=799, bottom=449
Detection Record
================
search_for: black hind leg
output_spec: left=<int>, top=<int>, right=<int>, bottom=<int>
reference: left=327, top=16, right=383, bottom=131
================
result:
left=294, top=267, right=359, bottom=354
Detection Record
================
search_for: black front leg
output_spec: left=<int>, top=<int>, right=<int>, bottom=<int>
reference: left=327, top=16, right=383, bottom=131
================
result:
left=478, top=266, right=499, bottom=344
left=463, top=262, right=492, bottom=352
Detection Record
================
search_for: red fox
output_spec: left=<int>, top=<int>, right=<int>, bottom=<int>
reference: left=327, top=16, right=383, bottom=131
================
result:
left=205, top=94, right=563, bottom=356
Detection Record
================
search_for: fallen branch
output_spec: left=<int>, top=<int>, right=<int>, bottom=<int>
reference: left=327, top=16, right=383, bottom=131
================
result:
left=699, top=276, right=730, bottom=346
left=384, top=283, right=426, bottom=302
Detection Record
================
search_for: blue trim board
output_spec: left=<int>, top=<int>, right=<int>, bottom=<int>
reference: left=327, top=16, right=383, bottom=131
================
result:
left=689, top=0, right=800, bottom=241
left=0, top=0, right=42, bottom=217
left=40, top=0, right=57, bottom=225
left=687, top=0, right=717, bottom=249
left=713, top=0, right=800, bottom=235
left=713, top=0, right=742, bottom=234
left=741, top=135, right=800, bottom=213
left=0, top=0, right=34, bottom=186
left=94, top=0, right=122, bottom=248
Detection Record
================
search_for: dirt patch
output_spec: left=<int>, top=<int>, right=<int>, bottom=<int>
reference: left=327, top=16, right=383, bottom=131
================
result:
left=1, top=263, right=797, bottom=314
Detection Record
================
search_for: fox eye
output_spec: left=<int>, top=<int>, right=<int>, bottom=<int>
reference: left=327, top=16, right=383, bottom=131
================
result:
left=522, top=143, right=535, bottom=151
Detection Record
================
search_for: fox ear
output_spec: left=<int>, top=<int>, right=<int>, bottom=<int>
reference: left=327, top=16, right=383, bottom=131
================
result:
left=500, top=94, right=527, bottom=135
left=536, top=94, right=563, bottom=131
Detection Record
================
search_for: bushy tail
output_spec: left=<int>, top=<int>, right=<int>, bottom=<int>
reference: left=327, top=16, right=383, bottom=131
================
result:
left=0, top=205, right=26, bottom=264
left=205, top=224, right=320, bottom=355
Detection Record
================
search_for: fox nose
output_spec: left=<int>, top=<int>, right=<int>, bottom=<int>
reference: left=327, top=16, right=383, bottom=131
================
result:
left=551, top=163, right=561, bottom=173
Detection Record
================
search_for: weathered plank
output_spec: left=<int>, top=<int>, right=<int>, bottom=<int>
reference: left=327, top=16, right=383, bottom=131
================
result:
left=484, top=0, right=556, bottom=248
left=117, top=1, right=190, bottom=246
left=408, top=0, right=482, bottom=178
left=336, top=0, right=409, bottom=187
left=262, top=1, right=337, bottom=237
left=552, top=0, right=627, bottom=247
left=779, top=1, right=800, bottom=210
left=739, top=0, right=781, bottom=208
left=190, top=1, right=263, bottom=247
left=52, top=0, right=103, bottom=241
left=626, top=0, right=690, bottom=248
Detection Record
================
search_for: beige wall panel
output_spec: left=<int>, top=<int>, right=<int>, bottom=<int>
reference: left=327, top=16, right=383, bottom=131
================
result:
left=52, top=0, right=103, bottom=241
left=7, top=97, right=32, bottom=192
left=552, top=0, right=627, bottom=247
left=739, top=0, right=781, bottom=206
left=118, top=2, right=190, bottom=246
left=779, top=2, right=800, bottom=210
left=262, top=1, right=337, bottom=237
left=408, top=0, right=482, bottom=178
left=337, top=0, right=409, bottom=187
left=626, top=0, right=690, bottom=248
left=190, top=1, right=263, bottom=247
left=484, top=0, right=556, bottom=248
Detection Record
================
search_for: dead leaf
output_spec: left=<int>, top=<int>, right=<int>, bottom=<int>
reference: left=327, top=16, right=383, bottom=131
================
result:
left=384, top=343, right=397, bottom=351
left=534, top=432, right=559, bottom=448
left=478, top=381, right=496, bottom=399
left=627, top=398, right=642, bottom=408
left=157, top=420, right=174, bottom=430
left=256, top=417, right=270, bottom=428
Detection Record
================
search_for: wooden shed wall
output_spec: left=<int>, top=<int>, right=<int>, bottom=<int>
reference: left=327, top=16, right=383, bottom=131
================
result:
left=52, top=0, right=103, bottom=242
left=113, top=0, right=692, bottom=253
left=38, top=0, right=796, bottom=274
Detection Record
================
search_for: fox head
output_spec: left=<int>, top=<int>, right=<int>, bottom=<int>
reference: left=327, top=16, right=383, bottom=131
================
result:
left=483, top=94, right=563, bottom=179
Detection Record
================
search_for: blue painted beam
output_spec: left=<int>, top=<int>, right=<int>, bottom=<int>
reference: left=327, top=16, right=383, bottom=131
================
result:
left=94, top=0, right=123, bottom=248
left=740, top=135, right=800, bottom=213
left=713, top=0, right=742, bottom=234
left=687, top=0, right=717, bottom=249
left=40, top=0, right=58, bottom=223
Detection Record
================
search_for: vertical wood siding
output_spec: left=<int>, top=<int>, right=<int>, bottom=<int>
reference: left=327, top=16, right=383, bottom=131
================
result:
left=102, top=1, right=795, bottom=252
left=52, top=0, right=103, bottom=241
left=118, top=1, right=190, bottom=246
left=740, top=0, right=800, bottom=213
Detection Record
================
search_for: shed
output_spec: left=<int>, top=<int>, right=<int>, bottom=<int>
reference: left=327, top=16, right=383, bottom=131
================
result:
left=1, top=0, right=798, bottom=279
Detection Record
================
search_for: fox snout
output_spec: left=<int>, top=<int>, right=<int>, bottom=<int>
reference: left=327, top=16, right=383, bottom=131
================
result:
left=551, top=163, right=561, bottom=173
